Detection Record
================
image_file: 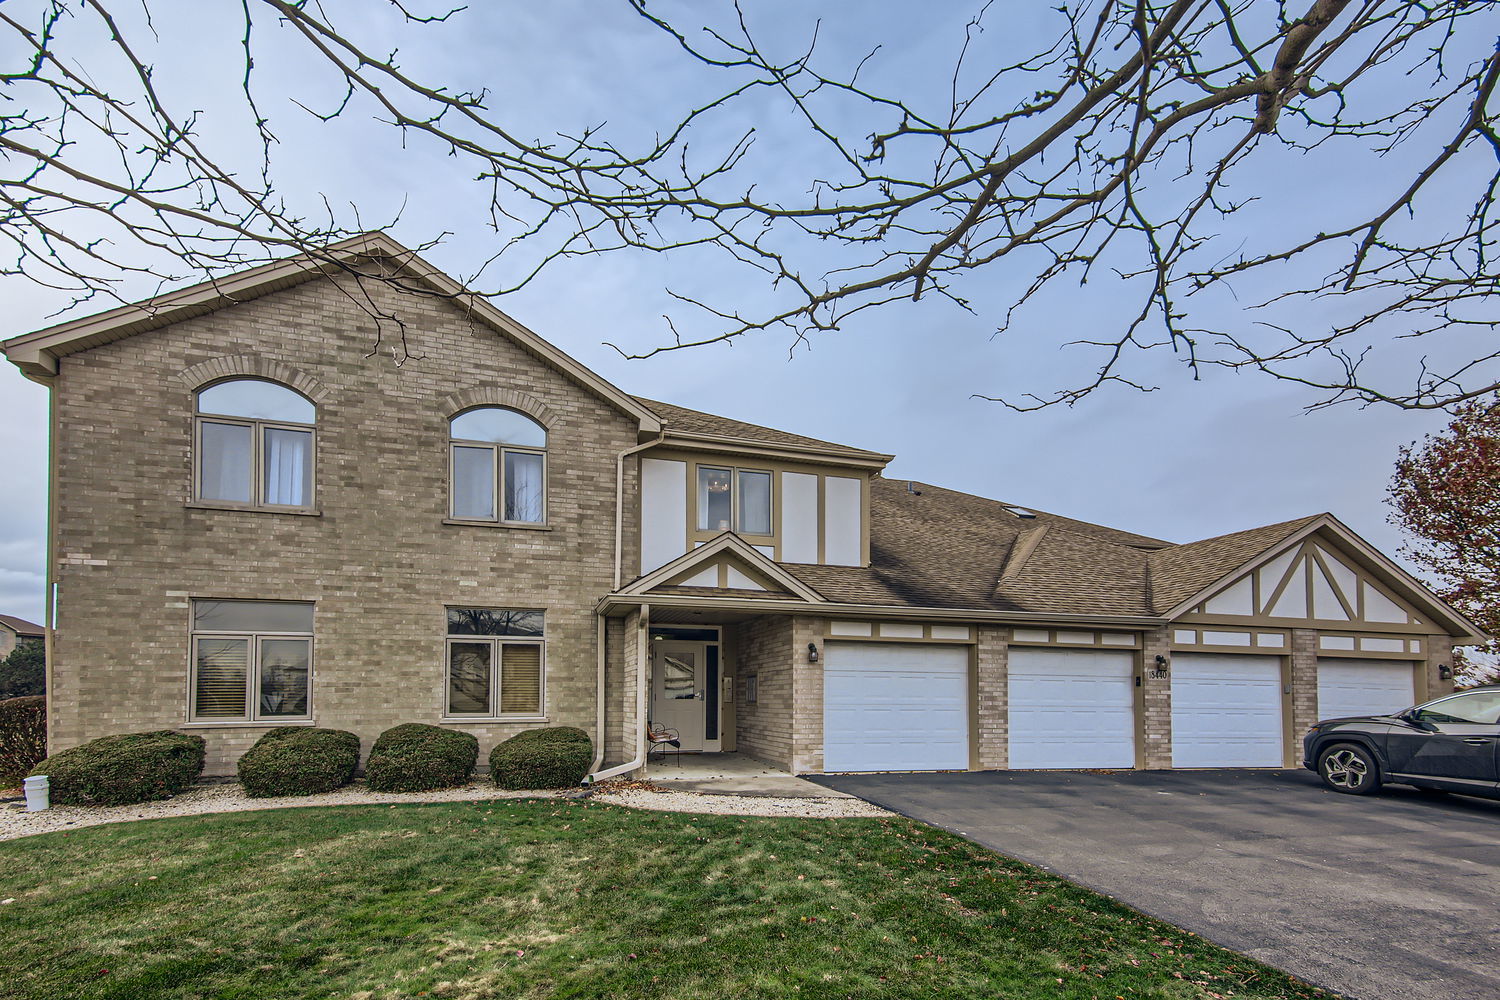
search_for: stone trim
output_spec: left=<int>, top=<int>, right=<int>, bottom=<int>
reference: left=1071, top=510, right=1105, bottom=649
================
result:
left=175, top=354, right=330, bottom=402
left=440, top=385, right=557, bottom=428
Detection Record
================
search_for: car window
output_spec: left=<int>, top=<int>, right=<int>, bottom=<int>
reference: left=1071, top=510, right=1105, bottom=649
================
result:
left=1413, top=690, right=1500, bottom=725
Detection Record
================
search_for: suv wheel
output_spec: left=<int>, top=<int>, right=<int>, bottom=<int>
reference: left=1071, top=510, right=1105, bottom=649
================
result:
left=1318, top=743, right=1381, bottom=795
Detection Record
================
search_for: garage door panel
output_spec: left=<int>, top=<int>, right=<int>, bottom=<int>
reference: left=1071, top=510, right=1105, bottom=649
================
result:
left=1317, top=659, right=1415, bottom=721
left=1172, top=653, right=1283, bottom=768
left=1009, top=648, right=1136, bottom=770
left=823, top=642, right=969, bottom=772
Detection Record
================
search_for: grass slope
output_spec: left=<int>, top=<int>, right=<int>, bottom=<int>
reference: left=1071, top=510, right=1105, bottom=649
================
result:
left=0, top=801, right=1326, bottom=1000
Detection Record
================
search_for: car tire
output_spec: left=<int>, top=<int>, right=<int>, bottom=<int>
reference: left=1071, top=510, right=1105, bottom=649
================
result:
left=1318, top=743, right=1381, bottom=795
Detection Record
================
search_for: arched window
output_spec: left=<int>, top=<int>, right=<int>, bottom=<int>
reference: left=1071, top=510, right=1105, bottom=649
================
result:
left=449, top=406, right=547, bottom=524
left=195, top=379, right=316, bottom=509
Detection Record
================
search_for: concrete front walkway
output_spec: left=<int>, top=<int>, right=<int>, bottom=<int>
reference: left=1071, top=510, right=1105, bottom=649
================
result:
left=643, top=752, right=854, bottom=798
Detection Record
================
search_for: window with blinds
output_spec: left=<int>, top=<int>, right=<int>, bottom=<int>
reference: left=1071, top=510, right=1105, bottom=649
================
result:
left=190, top=600, right=313, bottom=722
left=445, top=608, right=544, bottom=717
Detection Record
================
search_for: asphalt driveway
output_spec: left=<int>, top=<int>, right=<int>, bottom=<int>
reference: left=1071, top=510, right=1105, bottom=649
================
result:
left=811, top=768, right=1500, bottom=1000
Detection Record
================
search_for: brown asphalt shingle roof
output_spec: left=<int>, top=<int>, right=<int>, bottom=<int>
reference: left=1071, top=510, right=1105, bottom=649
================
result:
left=0, top=614, right=43, bottom=635
left=776, top=478, right=1319, bottom=619
left=634, top=397, right=889, bottom=458
left=1146, top=514, right=1323, bottom=615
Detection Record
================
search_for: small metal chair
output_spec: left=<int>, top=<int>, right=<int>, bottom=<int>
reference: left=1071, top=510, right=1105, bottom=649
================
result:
left=647, top=722, right=681, bottom=765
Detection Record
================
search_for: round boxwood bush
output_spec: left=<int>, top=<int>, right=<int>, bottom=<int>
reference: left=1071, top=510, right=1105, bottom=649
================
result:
left=237, top=727, right=361, bottom=798
left=0, top=695, right=47, bottom=787
left=29, top=730, right=205, bottom=806
left=490, top=726, right=593, bottom=790
left=365, top=723, right=477, bottom=792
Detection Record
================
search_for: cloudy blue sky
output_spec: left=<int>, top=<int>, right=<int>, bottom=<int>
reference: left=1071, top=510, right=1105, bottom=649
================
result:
left=0, top=1, right=1478, bottom=625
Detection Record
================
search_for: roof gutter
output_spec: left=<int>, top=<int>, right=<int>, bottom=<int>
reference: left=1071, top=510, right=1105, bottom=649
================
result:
left=595, top=592, right=1166, bottom=628
left=658, top=430, right=892, bottom=469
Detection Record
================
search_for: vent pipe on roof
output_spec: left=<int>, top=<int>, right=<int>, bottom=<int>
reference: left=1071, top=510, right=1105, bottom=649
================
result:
left=906, top=481, right=922, bottom=495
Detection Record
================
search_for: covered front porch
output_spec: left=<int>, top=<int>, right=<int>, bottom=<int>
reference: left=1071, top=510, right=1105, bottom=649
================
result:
left=640, top=750, right=853, bottom=798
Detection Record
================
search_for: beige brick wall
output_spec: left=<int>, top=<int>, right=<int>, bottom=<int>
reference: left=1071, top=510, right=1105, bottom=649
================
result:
left=1140, top=628, right=1172, bottom=768
left=1424, top=633, right=1457, bottom=700
left=48, top=269, right=641, bottom=774
left=788, top=616, right=825, bottom=774
left=973, top=627, right=1008, bottom=769
left=731, top=616, right=793, bottom=768
left=1289, top=629, right=1321, bottom=750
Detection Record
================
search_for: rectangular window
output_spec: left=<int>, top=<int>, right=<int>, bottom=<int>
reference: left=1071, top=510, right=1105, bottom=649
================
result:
left=698, top=466, right=733, bottom=532
left=737, top=470, right=772, bottom=534
left=190, top=600, right=313, bottom=722
left=445, top=607, right=544, bottom=717
left=696, top=464, right=772, bottom=535
left=449, top=444, right=546, bottom=524
left=452, top=446, right=496, bottom=520
left=199, top=422, right=253, bottom=503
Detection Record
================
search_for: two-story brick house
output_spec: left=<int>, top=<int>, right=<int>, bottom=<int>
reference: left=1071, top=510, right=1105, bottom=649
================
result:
left=3, top=234, right=1484, bottom=778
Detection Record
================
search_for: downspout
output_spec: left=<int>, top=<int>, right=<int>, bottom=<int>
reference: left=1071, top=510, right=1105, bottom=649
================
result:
left=588, top=430, right=664, bottom=778
left=585, top=602, right=649, bottom=784
left=43, top=381, right=57, bottom=745
left=589, top=613, right=606, bottom=773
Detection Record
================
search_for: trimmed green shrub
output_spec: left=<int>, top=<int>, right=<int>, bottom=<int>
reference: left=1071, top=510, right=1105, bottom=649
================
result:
left=30, top=730, right=205, bottom=806
left=489, top=726, right=593, bottom=790
left=365, top=724, right=477, bottom=792
left=0, top=696, right=47, bottom=787
left=237, top=727, right=361, bottom=798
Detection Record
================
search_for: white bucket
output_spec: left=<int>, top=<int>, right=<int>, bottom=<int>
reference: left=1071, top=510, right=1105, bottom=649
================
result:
left=23, top=775, right=49, bottom=812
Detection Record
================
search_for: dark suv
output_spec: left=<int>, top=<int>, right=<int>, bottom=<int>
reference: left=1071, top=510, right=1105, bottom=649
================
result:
left=1303, top=686, right=1500, bottom=798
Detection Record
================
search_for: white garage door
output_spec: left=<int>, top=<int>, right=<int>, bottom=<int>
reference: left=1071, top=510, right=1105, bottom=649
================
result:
left=1317, top=659, right=1415, bottom=721
left=823, top=642, right=969, bottom=772
left=1008, top=648, right=1136, bottom=769
left=1172, top=653, right=1284, bottom=767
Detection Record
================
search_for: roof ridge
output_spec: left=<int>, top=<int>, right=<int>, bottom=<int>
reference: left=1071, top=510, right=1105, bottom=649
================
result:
left=998, top=524, right=1050, bottom=582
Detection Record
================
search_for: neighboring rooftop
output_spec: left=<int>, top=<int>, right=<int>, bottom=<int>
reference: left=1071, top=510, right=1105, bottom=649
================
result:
left=0, top=615, right=43, bottom=636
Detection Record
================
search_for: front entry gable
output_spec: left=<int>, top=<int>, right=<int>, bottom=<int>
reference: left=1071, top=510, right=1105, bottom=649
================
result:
left=1168, top=517, right=1482, bottom=640
left=619, top=532, right=824, bottom=602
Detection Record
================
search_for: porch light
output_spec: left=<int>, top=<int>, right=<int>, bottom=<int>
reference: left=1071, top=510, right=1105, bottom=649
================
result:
left=808, top=642, right=819, bottom=663
left=1438, top=664, right=1452, bottom=680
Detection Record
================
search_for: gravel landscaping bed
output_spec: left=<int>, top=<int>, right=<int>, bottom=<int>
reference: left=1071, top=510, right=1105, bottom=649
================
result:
left=590, top=785, right=891, bottom=818
left=0, top=777, right=888, bottom=840
left=0, top=781, right=573, bottom=841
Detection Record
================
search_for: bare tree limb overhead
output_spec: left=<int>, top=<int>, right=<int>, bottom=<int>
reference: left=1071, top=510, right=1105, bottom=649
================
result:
left=2, top=1, right=1497, bottom=407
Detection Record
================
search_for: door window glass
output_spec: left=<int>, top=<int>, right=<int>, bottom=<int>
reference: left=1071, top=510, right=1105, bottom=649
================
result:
left=1415, top=690, right=1500, bottom=725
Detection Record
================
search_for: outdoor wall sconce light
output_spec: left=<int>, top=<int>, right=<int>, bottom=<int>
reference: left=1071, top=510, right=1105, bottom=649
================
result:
left=808, top=642, right=820, bottom=663
left=1148, top=653, right=1169, bottom=679
left=1438, top=664, right=1452, bottom=680
left=1154, top=654, right=1168, bottom=667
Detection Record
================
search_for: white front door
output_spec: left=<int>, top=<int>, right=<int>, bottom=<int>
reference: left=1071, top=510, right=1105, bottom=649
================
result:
left=1171, top=653, right=1284, bottom=767
left=823, top=642, right=970, bottom=772
left=652, top=641, right=708, bottom=750
left=1007, top=647, right=1137, bottom=769
left=1317, top=658, right=1416, bottom=721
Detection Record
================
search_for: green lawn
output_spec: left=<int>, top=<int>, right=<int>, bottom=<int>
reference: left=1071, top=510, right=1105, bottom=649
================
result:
left=0, top=800, right=1326, bottom=1000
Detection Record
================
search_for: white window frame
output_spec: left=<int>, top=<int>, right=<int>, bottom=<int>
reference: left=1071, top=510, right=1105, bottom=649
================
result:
left=448, top=428, right=548, bottom=526
left=695, top=464, right=773, bottom=538
left=188, top=622, right=314, bottom=724
left=442, top=610, right=547, bottom=720
left=194, top=383, right=317, bottom=512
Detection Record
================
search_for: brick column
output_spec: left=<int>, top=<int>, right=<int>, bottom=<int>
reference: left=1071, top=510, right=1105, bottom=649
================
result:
left=1288, top=628, right=1320, bottom=735
left=790, top=616, right=826, bottom=774
left=1425, top=634, right=1456, bottom=700
left=974, top=626, right=1008, bottom=770
left=1140, top=627, right=1172, bottom=768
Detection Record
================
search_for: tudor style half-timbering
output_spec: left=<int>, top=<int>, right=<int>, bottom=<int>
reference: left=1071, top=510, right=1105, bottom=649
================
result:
left=5, top=235, right=1486, bottom=778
